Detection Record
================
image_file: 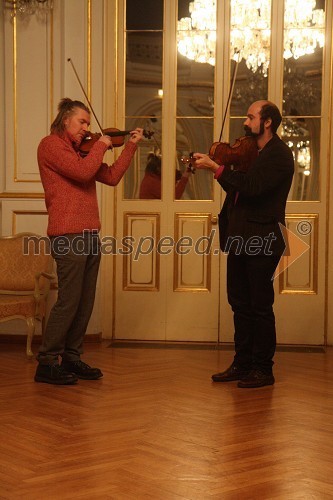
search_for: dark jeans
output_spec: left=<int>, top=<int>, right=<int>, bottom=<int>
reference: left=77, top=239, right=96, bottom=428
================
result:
left=37, top=232, right=101, bottom=365
left=227, top=253, right=280, bottom=374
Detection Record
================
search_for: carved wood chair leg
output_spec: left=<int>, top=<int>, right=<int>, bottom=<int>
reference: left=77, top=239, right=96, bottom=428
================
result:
left=26, top=317, right=35, bottom=358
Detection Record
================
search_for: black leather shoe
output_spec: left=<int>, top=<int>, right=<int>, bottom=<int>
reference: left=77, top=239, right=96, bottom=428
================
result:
left=237, top=369, right=275, bottom=388
left=212, top=363, right=250, bottom=382
left=34, top=363, right=78, bottom=385
left=62, top=360, right=103, bottom=380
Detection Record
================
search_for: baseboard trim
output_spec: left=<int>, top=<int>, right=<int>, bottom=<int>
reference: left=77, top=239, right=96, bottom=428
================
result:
left=1, top=335, right=325, bottom=352
left=0, top=332, right=103, bottom=344
left=109, top=340, right=234, bottom=350
left=109, top=340, right=326, bottom=353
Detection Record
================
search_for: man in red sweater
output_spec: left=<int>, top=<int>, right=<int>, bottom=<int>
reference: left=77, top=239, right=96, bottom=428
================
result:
left=35, top=98, right=143, bottom=385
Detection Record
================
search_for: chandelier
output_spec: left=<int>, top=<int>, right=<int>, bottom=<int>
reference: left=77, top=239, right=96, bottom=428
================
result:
left=177, top=0, right=325, bottom=75
left=282, top=120, right=311, bottom=176
left=3, top=0, right=53, bottom=19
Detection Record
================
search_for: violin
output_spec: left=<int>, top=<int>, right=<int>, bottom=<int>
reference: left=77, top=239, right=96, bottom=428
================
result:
left=209, top=135, right=258, bottom=171
left=181, top=135, right=258, bottom=173
left=79, top=128, right=154, bottom=157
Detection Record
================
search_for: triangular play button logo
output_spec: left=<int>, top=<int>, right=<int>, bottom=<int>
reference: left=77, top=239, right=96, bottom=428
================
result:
left=274, top=222, right=310, bottom=279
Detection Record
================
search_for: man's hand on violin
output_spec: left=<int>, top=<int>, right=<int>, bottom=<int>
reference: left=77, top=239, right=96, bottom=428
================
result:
left=192, top=153, right=220, bottom=173
left=129, top=128, right=144, bottom=144
left=98, top=135, right=113, bottom=148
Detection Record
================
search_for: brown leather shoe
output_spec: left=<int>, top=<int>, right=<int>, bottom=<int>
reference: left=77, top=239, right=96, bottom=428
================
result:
left=212, top=363, right=250, bottom=382
left=237, top=369, right=275, bottom=388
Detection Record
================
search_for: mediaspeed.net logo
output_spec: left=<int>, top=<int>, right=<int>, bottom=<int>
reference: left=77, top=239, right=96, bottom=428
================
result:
left=274, top=221, right=311, bottom=279
left=21, top=222, right=311, bottom=277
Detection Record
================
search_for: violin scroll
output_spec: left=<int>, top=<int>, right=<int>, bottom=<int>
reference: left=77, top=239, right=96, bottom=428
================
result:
left=180, top=152, right=196, bottom=174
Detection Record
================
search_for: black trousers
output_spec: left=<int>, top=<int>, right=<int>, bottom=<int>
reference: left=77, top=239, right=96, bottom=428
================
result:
left=37, top=232, right=101, bottom=365
left=227, top=253, right=281, bottom=374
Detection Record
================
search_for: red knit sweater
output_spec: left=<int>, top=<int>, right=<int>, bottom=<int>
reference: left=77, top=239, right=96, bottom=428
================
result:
left=139, top=172, right=189, bottom=199
left=38, top=132, right=137, bottom=236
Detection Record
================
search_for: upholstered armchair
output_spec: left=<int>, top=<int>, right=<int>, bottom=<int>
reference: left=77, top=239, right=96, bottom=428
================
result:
left=0, top=233, right=55, bottom=357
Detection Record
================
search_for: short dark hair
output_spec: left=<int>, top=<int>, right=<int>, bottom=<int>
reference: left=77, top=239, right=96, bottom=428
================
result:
left=260, top=103, right=282, bottom=133
left=145, top=153, right=161, bottom=175
left=50, top=98, right=90, bottom=135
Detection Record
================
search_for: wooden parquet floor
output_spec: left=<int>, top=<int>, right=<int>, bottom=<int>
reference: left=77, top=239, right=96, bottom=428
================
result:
left=0, top=342, right=333, bottom=500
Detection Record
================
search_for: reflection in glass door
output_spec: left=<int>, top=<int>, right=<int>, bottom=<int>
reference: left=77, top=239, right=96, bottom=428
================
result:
left=124, top=0, right=164, bottom=200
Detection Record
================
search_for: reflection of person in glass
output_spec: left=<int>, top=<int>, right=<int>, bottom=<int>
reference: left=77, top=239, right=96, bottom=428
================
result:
left=193, top=100, right=294, bottom=388
left=139, top=152, right=192, bottom=199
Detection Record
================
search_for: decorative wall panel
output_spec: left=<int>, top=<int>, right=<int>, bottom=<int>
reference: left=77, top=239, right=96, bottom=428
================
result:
left=279, top=214, right=318, bottom=294
left=1, top=199, right=48, bottom=235
left=123, top=212, right=160, bottom=291
left=174, top=213, right=213, bottom=291
left=3, top=12, right=52, bottom=192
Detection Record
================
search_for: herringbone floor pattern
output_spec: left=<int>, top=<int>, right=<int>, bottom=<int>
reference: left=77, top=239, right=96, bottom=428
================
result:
left=0, top=342, right=333, bottom=499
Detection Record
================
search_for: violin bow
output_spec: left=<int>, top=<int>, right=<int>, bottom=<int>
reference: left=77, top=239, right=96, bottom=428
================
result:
left=219, top=51, right=241, bottom=142
left=67, top=58, right=106, bottom=139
